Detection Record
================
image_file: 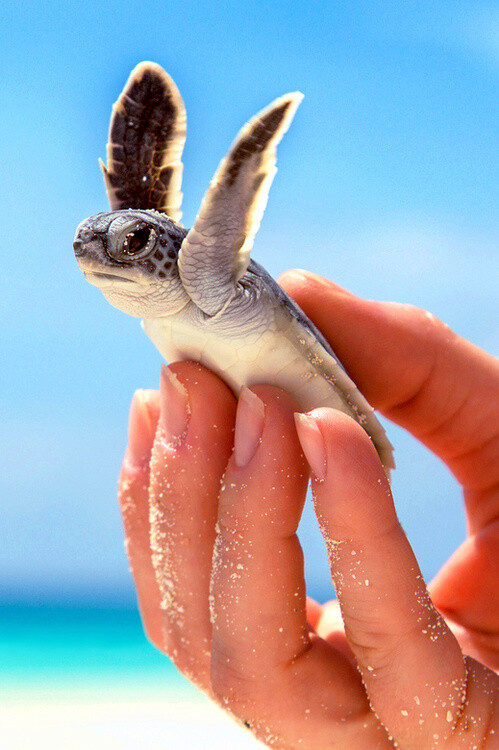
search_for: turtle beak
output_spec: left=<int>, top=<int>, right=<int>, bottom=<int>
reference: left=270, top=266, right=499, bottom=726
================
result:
left=73, top=226, right=98, bottom=258
left=73, top=238, right=85, bottom=256
left=73, top=231, right=106, bottom=283
left=73, top=226, right=110, bottom=274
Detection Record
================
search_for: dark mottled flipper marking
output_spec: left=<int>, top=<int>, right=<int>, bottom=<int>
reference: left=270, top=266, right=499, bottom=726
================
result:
left=178, top=91, right=303, bottom=316
left=100, top=62, right=186, bottom=223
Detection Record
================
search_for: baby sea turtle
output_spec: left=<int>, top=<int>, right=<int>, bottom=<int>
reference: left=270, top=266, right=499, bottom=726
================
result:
left=74, top=62, right=394, bottom=475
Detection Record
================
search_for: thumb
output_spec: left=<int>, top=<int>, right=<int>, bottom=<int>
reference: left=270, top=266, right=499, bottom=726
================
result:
left=430, top=520, right=499, bottom=635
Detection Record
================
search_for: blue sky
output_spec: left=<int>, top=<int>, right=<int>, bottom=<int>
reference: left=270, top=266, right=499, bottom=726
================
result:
left=1, top=0, right=497, bottom=606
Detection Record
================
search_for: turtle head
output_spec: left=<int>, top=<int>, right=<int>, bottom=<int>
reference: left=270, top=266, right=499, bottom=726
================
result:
left=73, top=209, right=190, bottom=317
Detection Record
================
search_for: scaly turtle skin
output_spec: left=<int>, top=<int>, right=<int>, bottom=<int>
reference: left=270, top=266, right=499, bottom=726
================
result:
left=74, top=62, right=394, bottom=475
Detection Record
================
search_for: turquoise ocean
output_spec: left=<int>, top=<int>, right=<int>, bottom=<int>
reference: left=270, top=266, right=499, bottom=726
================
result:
left=1, top=604, right=181, bottom=696
left=1, top=604, right=258, bottom=748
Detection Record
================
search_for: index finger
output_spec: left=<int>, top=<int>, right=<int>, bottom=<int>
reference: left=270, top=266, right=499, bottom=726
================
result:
left=279, top=270, right=499, bottom=500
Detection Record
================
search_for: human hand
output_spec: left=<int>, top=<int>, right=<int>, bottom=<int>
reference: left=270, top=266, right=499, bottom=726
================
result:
left=118, top=270, right=498, bottom=748
left=282, top=270, right=499, bottom=676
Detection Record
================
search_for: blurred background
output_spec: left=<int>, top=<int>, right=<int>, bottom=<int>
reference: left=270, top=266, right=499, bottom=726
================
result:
left=1, top=1, right=497, bottom=747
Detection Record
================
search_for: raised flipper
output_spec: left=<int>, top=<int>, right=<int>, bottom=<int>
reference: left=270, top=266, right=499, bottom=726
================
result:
left=178, top=92, right=303, bottom=315
left=100, top=61, right=186, bottom=223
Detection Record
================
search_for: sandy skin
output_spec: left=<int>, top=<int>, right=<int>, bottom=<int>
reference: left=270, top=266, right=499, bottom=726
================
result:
left=118, top=271, right=499, bottom=749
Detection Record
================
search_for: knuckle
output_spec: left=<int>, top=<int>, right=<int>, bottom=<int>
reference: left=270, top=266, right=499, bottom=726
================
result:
left=401, top=303, right=453, bottom=342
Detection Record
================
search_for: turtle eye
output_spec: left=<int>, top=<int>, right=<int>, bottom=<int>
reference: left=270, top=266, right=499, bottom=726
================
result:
left=122, top=225, right=157, bottom=256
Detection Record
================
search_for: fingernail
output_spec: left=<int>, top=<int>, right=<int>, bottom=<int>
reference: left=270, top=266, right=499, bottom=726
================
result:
left=279, top=269, right=353, bottom=297
left=294, top=413, right=327, bottom=481
left=281, top=269, right=309, bottom=282
left=126, top=389, right=158, bottom=467
left=159, top=365, right=190, bottom=446
left=234, top=387, right=265, bottom=467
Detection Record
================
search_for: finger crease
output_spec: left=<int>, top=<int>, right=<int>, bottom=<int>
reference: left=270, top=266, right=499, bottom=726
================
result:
left=416, top=377, right=481, bottom=451
left=383, top=355, right=437, bottom=417
left=284, top=635, right=314, bottom=670
left=451, top=436, right=499, bottom=492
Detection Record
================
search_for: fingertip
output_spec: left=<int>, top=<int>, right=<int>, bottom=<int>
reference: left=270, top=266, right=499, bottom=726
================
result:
left=235, top=384, right=305, bottom=469
left=233, top=386, right=266, bottom=468
left=294, top=412, right=327, bottom=481
left=278, top=269, right=353, bottom=299
left=251, top=382, right=302, bottom=411
left=167, top=359, right=229, bottom=389
left=312, top=408, right=388, bottom=494
left=119, top=390, right=165, bottom=655
left=159, top=365, right=191, bottom=445
left=219, top=384, right=308, bottom=536
left=125, top=389, right=160, bottom=469
left=277, top=268, right=313, bottom=288
left=165, top=361, right=237, bottom=427
left=303, top=408, right=394, bottom=546
left=153, top=362, right=237, bottom=464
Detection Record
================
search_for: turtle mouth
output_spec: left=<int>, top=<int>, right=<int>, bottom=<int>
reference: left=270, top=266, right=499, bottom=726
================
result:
left=84, top=271, right=137, bottom=288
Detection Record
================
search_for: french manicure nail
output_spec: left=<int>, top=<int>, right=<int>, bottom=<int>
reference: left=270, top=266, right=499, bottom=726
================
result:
left=294, top=412, right=327, bottom=481
left=125, top=389, right=158, bottom=467
left=159, top=365, right=190, bottom=446
left=234, top=386, right=265, bottom=468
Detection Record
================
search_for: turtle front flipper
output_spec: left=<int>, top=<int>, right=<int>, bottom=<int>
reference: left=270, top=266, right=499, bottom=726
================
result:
left=178, top=92, right=303, bottom=316
left=100, top=62, right=186, bottom=223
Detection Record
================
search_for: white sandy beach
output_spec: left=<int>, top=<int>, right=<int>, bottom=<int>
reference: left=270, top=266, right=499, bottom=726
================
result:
left=1, top=691, right=261, bottom=749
